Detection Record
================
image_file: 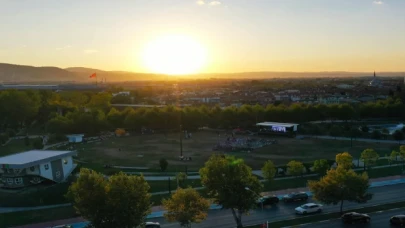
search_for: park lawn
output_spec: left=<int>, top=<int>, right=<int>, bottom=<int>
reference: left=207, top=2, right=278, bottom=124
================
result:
left=0, top=206, right=78, bottom=228
left=68, top=131, right=399, bottom=171
left=0, top=139, right=32, bottom=157
left=148, top=179, right=202, bottom=193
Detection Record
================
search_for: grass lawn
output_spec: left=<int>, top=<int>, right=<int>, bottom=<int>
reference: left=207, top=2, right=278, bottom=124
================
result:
left=0, top=206, right=78, bottom=228
left=56, top=131, right=400, bottom=171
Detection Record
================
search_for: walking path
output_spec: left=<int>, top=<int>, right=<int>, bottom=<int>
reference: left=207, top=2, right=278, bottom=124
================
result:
left=301, top=134, right=405, bottom=144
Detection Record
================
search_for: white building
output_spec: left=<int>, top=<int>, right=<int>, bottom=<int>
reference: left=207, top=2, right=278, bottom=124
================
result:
left=0, top=150, right=77, bottom=188
left=67, top=134, right=84, bottom=143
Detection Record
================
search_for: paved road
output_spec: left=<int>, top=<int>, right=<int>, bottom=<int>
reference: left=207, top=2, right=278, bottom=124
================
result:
left=299, top=208, right=405, bottom=228
left=301, top=134, right=405, bottom=144
left=147, top=184, right=405, bottom=228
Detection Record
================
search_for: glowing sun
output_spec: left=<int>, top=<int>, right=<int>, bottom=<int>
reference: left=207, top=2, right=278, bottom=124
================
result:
left=142, top=35, right=207, bottom=75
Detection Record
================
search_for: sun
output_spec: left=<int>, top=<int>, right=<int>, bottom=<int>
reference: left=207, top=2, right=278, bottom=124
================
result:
left=142, top=35, right=207, bottom=75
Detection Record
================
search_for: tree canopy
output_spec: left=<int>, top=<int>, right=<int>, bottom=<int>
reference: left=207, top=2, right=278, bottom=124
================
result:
left=261, top=160, right=277, bottom=182
left=336, top=152, right=353, bottom=170
left=313, top=159, right=330, bottom=176
left=287, top=160, right=304, bottom=177
left=360, top=149, right=379, bottom=169
left=199, top=154, right=263, bottom=228
left=67, top=169, right=151, bottom=228
left=163, top=187, right=210, bottom=227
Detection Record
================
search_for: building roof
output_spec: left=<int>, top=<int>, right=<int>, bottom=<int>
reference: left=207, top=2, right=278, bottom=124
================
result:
left=256, top=122, right=299, bottom=128
left=0, top=150, right=76, bottom=169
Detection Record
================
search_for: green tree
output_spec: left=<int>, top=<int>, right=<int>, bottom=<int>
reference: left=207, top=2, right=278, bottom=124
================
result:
left=67, top=169, right=151, bottom=228
left=261, top=160, right=277, bottom=182
left=163, top=187, right=210, bottom=228
left=336, top=152, right=353, bottom=170
left=159, top=158, right=169, bottom=172
left=313, top=159, right=330, bottom=176
left=308, top=167, right=370, bottom=213
left=399, top=146, right=405, bottom=169
left=176, top=172, right=188, bottom=188
left=389, top=150, right=399, bottom=165
left=199, top=155, right=263, bottom=228
left=287, top=160, right=305, bottom=177
left=393, top=130, right=404, bottom=145
left=360, top=149, right=379, bottom=170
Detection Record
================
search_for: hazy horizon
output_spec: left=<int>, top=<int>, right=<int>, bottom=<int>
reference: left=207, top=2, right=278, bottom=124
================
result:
left=1, top=0, right=405, bottom=75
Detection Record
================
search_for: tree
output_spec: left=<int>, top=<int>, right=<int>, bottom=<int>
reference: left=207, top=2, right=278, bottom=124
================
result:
left=313, top=159, right=330, bottom=176
left=360, top=149, right=379, bottom=170
left=361, top=126, right=369, bottom=133
left=199, top=155, right=263, bottom=228
left=336, top=152, right=353, bottom=170
left=389, top=150, right=399, bottom=165
left=287, top=160, right=305, bottom=177
left=393, top=130, right=404, bottom=145
left=176, top=172, right=188, bottom=188
left=371, top=130, right=382, bottom=140
left=32, top=138, right=43, bottom=149
left=399, top=146, right=405, bottom=169
left=261, top=160, right=277, bottom=182
left=159, top=158, right=169, bottom=172
left=308, top=167, right=370, bottom=213
left=67, top=169, right=151, bottom=228
left=163, top=187, right=210, bottom=227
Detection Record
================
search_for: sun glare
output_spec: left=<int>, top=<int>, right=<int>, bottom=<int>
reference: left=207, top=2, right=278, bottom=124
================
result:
left=142, top=35, right=207, bottom=75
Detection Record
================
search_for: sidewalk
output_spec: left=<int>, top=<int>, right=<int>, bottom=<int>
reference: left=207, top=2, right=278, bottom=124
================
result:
left=301, top=134, right=405, bottom=144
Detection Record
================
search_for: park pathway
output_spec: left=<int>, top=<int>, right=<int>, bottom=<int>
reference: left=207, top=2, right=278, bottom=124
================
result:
left=300, top=134, right=405, bottom=144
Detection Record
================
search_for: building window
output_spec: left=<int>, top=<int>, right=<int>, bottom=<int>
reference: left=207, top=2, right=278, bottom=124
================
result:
left=63, top=159, right=68, bottom=165
left=55, top=171, right=61, bottom=179
left=14, top=177, right=23, bottom=185
left=30, top=166, right=35, bottom=172
left=44, top=164, right=49, bottom=170
left=7, top=178, right=13, bottom=185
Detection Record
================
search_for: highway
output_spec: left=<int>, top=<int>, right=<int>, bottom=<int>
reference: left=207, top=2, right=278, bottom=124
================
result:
left=299, top=208, right=405, bottom=228
left=146, top=184, right=405, bottom=228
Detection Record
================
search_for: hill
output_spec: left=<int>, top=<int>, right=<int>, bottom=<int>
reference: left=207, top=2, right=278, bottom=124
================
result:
left=0, top=62, right=404, bottom=82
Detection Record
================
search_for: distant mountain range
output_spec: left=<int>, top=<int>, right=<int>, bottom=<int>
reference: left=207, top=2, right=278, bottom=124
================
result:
left=0, top=63, right=404, bottom=83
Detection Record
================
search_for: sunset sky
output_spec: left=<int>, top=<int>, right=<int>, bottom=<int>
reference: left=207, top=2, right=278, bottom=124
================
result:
left=0, top=0, right=404, bottom=74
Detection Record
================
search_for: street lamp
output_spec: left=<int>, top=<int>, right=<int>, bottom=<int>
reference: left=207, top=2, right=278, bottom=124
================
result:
left=245, top=187, right=263, bottom=211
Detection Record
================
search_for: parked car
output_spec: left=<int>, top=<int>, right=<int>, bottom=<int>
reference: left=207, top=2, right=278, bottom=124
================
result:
left=390, top=215, right=405, bottom=226
left=282, top=192, right=309, bottom=202
left=145, top=222, right=161, bottom=228
left=341, top=212, right=371, bottom=224
left=295, top=203, right=323, bottom=215
left=256, top=195, right=279, bottom=207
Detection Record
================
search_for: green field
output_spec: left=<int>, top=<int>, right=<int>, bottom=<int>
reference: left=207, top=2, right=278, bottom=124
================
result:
left=59, top=131, right=398, bottom=171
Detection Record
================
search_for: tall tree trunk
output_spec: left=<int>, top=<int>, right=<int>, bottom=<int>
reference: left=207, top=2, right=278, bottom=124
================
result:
left=231, top=208, right=243, bottom=228
left=340, top=200, right=344, bottom=214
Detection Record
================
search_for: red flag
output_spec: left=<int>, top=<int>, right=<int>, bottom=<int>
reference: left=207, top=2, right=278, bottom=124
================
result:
left=89, top=73, right=97, bottom=78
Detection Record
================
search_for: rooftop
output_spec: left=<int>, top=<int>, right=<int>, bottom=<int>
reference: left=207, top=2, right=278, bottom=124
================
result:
left=0, top=150, right=76, bottom=168
left=256, top=122, right=299, bottom=127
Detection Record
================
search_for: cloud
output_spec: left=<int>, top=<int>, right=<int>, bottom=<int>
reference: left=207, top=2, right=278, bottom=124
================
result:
left=56, top=45, right=72, bottom=51
left=197, top=0, right=221, bottom=6
left=83, top=49, right=98, bottom=54
left=209, top=1, right=221, bottom=6
left=373, top=0, right=383, bottom=5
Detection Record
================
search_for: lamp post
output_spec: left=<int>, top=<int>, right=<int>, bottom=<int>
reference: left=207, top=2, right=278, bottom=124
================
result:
left=180, top=124, right=183, bottom=157
left=245, top=187, right=263, bottom=211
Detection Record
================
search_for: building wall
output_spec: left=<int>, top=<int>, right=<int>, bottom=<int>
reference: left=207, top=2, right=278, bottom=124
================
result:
left=25, top=165, right=40, bottom=175
left=39, top=161, right=53, bottom=180
left=51, top=160, right=64, bottom=182
left=61, top=157, right=73, bottom=179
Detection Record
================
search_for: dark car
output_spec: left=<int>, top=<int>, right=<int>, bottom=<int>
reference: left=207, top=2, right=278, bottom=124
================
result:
left=282, top=192, right=309, bottom=202
left=390, top=215, right=405, bottom=226
left=341, top=212, right=370, bottom=224
left=257, top=195, right=279, bottom=207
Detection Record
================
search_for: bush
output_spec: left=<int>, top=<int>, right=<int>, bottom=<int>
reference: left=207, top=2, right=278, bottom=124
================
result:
left=159, top=158, right=169, bottom=172
left=32, top=138, right=43, bottom=149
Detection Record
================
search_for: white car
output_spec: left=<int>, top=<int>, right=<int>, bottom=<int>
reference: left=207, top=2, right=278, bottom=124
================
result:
left=295, top=203, right=323, bottom=214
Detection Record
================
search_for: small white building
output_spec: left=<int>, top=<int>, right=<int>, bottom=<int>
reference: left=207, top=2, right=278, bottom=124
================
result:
left=67, top=134, right=84, bottom=143
left=0, top=150, right=77, bottom=188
